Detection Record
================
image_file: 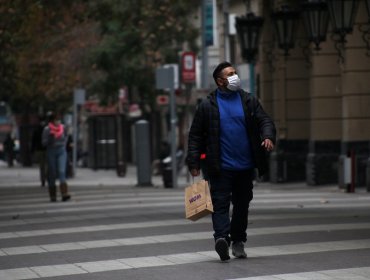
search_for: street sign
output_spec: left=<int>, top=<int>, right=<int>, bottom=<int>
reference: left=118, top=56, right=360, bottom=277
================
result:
left=156, top=67, right=175, bottom=90
left=73, top=88, right=86, bottom=105
left=181, top=52, right=196, bottom=84
left=156, top=95, right=169, bottom=105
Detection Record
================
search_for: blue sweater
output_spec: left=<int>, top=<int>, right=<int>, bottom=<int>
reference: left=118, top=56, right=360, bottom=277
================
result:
left=217, top=89, right=254, bottom=170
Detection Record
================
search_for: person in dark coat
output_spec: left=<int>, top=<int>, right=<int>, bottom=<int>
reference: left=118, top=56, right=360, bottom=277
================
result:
left=186, top=62, right=276, bottom=261
left=3, top=133, right=15, bottom=167
left=32, top=117, right=47, bottom=187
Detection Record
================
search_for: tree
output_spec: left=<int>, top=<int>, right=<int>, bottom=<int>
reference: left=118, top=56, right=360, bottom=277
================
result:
left=0, top=0, right=25, bottom=105
left=89, top=0, right=199, bottom=109
left=0, top=0, right=99, bottom=113
left=0, top=0, right=199, bottom=115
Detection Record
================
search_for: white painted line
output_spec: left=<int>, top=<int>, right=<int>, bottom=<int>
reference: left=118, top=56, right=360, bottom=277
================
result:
left=0, top=201, right=183, bottom=218
left=0, top=210, right=366, bottom=229
left=1, top=191, right=369, bottom=212
left=30, top=264, right=87, bottom=278
left=1, top=239, right=370, bottom=279
left=0, top=195, right=185, bottom=211
left=0, top=267, right=39, bottom=280
left=0, top=189, right=360, bottom=205
left=0, top=218, right=210, bottom=240
left=75, top=260, right=131, bottom=273
left=226, top=266, right=370, bottom=280
left=2, top=196, right=370, bottom=220
left=1, top=222, right=370, bottom=255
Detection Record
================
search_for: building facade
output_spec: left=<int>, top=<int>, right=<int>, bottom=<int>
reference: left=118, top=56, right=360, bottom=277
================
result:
left=196, top=0, right=370, bottom=188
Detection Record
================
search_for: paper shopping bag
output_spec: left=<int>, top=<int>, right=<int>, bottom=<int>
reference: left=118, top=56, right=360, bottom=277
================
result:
left=185, top=179, right=213, bottom=221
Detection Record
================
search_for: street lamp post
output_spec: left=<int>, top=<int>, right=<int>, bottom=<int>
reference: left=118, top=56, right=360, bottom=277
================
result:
left=301, top=0, right=330, bottom=50
left=327, top=0, right=359, bottom=43
left=270, top=4, right=299, bottom=138
left=326, top=0, right=359, bottom=62
left=360, top=0, right=370, bottom=55
left=235, top=13, right=264, bottom=63
left=268, top=5, right=300, bottom=183
left=271, top=5, right=300, bottom=56
left=235, top=12, right=264, bottom=94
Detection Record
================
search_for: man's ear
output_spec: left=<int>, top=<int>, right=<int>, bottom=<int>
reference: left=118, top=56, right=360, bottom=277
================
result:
left=216, top=77, right=223, bottom=87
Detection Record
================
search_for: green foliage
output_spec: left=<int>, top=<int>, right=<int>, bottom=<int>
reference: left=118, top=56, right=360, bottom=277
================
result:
left=0, top=0, right=199, bottom=114
left=0, top=0, right=97, bottom=113
left=0, top=0, right=25, bottom=105
left=88, top=0, right=199, bottom=107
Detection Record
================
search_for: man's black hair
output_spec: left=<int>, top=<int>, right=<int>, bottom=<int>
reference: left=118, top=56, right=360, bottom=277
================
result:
left=212, top=61, right=232, bottom=83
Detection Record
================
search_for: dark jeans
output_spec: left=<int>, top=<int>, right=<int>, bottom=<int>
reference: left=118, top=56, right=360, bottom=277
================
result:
left=209, top=169, right=254, bottom=243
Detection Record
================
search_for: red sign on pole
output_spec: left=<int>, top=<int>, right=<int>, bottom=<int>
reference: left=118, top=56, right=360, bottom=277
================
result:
left=181, top=52, right=196, bottom=84
left=156, top=95, right=169, bottom=105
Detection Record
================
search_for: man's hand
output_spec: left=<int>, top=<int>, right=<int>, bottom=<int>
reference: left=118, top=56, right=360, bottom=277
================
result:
left=261, top=139, right=274, bottom=152
left=190, top=169, right=200, bottom=177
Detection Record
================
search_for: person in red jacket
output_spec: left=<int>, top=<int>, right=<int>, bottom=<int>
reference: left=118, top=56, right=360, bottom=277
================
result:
left=42, top=112, right=71, bottom=202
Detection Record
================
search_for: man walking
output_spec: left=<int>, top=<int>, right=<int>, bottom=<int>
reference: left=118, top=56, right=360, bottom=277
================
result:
left=187, top=62, right=276, bottom=261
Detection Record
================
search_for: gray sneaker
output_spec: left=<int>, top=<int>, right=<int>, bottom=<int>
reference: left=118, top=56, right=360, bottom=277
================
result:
left=232, top=242, right=247, bottom=258
left=215, top=238, right=230, bottom=261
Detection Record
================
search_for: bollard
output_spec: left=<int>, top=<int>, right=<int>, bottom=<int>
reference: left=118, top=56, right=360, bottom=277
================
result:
left=135, top=120, right=152, bottom=187
left=366, top=157, right=370, bottom=192
left=344, top=150, right=356, bottom=193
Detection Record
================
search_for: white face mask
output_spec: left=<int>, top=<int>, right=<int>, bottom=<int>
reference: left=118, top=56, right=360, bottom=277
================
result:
left=226, top=74, right=241, bottom=91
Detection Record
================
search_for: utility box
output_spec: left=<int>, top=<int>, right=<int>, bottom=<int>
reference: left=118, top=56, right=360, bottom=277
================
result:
left=87, top=114, right=129, bottom=172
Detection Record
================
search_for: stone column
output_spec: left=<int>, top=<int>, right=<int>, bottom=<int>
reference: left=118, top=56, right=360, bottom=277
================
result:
left=306, top=43, right=341, bottom=185
left=259, top=1, right=275, bottom=181
left=266, top=23, right=310, bottom=183
left=340, top=3, right=370, bottom=188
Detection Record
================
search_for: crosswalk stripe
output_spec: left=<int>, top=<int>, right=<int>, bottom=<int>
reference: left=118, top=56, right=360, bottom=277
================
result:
left=1, top=197, right=370, bottom=219
left=0, top=201, right=183, bottom=218
left=0, top=195, right=185, bottom=211
left=0, top=210, right=367, bottom=228
left=1, top=239, right=370, bottom=279
left=1, top=190, right=368, bottom=210
left=1, top=222, right=370, bottom=256
left=226, top=266, right=370, bottom=280
left=0, top=218, right=207, bottom=240
left=0, top=185, right=367, bottom=203
left=0, top=189, right=361, bottom=204
left=0, top=192, right=182, bottom=205
left=1, top=194, right=369, bottom=212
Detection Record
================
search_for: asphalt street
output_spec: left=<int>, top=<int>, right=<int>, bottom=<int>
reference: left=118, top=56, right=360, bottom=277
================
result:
left=1, top=161, right=370, bottom=280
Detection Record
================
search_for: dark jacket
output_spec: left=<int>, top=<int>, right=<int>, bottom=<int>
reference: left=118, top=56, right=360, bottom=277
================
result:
left=31, top=124, right=46, bottom=152
left=187, top=89, right=276, bottom=177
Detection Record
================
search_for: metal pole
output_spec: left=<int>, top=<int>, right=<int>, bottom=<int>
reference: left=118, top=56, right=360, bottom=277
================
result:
left=116, top=98, right=125, bottom=177
left=169, top=85, right=178, bottom=189
left=223, top=0, right=230, bottom=62
left=249, top=63, right=255, bottom=95
left=155, top=66, right=177, bottom=188
left=350, top=149, right=356, bottom=193
left=72, top=89, right=85, bottom=176
left=72, top=103, right=78, bottom=176
left=201, top=0, right=209, bottom=89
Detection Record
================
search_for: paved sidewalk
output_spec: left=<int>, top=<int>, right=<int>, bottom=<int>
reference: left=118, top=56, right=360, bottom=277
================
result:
left=0, top=160, right=191, bottom=188
left=2, top=159, right=365, bottom=195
